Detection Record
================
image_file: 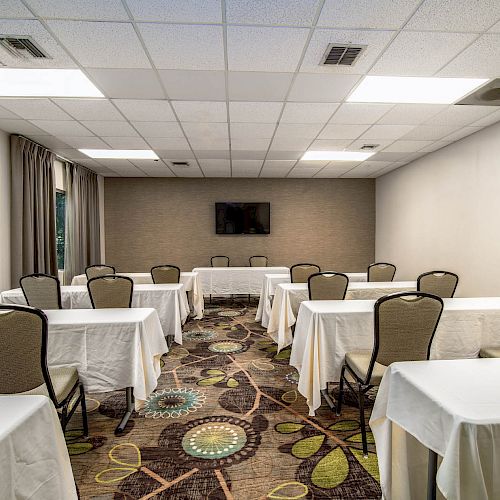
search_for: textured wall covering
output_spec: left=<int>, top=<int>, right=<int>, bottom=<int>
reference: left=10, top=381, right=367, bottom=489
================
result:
left=104, top=178, right=375, bottom=272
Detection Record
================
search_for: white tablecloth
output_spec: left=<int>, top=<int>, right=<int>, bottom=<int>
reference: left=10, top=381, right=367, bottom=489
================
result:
left=1, top=284, right=190, bottom=344
left=290, top=297, right=500, bottom=416
left=193, top=266, right=289, bottom=295
left=371, top=359, right=500, bottom=500
left=71, top=272, right=204, bottom=319
left=0, top=395, right=77, bottom=499
left=269, top=281, right=416, bottom=352
left=46, top=308, right=167, bottom=409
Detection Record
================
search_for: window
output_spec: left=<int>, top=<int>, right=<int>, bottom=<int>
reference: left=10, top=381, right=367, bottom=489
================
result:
left=56, top=190, right=66, bottom=270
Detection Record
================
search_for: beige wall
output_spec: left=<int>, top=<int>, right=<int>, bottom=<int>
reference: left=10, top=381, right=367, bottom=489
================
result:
left=105, top=178, right=375, bottom=272
left=0, top=130, right=10, bottom=292
left=376, top=121, right=500, bottom=297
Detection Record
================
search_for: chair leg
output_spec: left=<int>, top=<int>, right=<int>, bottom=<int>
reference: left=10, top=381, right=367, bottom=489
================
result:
left=336, top=365, right=346, bottom=416
left=80, top=384, right=89, bottom=438
left=248, top=294, right=251, bottom=304
left=115, top=387, right=134, bottom=435
left=358, top=384, right=368, bottom=457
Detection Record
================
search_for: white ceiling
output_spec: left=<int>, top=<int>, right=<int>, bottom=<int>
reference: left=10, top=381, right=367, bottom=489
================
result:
left=0, top=0, right=498, bottom=178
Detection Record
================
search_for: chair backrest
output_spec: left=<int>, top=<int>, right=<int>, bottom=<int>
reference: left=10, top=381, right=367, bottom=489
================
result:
left=86, top=264, right=116, bottom=280
left=20, top=273, right=62, bottom=309
left=249, top=256, right=268, bottom=267
left=211, top=256, right=230, bottom=267
left=87, top=275, right=133, bottom=308
left=308, top=272, right=349, bottom=300
left=365, top=292, right=444, bottom=383
left=367, top=262, right=396, bottom=282
left=151, top=264, right=181, bottom=284
left=0, top=304, right=56, bottom=400
left=290, top=263, right=321, bottom=283
left=417, top=271, right=459, bottom=298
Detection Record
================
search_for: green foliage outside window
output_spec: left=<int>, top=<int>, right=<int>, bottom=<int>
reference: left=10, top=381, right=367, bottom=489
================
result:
left=56, top=191, right=66, bottom=270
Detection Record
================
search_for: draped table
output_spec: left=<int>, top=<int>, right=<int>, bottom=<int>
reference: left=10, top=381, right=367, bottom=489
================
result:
left=71, top=271, right=204, bottom=319
left=0, top=395, right=77, bottom=499
left=268, top=281, right=416, bottom=352
left=290, top=297, right=500, bottom=416
left=0, top=284, right=189, bottom=344
left=371, top=359, right=500, bottom=500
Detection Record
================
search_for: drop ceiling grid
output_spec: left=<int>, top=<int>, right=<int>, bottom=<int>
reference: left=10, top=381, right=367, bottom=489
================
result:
left=0, top=0, right=496, bottom=177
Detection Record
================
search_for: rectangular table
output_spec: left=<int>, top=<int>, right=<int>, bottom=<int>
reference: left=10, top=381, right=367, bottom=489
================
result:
left=193, top=266, right=289, bottom=296
left=269, top=281, right=416, bottom=352
left=0, top=284, right=189, bottom=344
left=290, top=297, right=500, bottom=416
left=371, top=359, right=500, bottom=500
left=0, top=395, right=77, bottom=499
left=256, top=272, right=367, bottom=327
left=71, top=271, right=204, bottom=319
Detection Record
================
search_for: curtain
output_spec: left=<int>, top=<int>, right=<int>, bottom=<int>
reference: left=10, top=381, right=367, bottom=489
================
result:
left=63, top=162, right=101, bottom=285
left=10, top=135, right=57, bottom=285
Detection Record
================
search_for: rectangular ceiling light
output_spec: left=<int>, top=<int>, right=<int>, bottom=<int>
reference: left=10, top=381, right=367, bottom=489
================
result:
left=301, top=151, right=375, bottom=161
left=0, top=68, right=103, bottom=97
left=347, top=76, right=488, bottom=104
left=79, top=149, right=159, bottom=159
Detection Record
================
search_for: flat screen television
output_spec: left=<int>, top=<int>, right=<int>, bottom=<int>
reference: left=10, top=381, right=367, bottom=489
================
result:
left=215, top=202, right=270, bottom=234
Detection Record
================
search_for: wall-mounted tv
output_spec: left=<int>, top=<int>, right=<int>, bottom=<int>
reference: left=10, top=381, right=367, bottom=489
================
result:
left=215, top=202, right=270, bottom=234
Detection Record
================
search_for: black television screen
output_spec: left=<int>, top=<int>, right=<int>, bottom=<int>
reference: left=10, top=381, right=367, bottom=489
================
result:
left=215, top=202, right=270, bottom=234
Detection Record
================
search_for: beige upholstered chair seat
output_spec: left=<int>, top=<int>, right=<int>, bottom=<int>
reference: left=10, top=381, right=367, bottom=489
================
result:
left=345, top=351, right=387, bottom=385
left=480, top=347, right=500, bottom=358
left=23, top=366, right=79, bottom=403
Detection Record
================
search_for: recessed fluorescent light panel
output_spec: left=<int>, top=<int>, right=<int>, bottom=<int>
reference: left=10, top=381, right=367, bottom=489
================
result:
left=79, top=149, right=159, bottom=159
left=0, top=68, right=103, bottom=97
left=347, top=76, right=488, bottom=104
left=301, top=151, right=375, bottom=161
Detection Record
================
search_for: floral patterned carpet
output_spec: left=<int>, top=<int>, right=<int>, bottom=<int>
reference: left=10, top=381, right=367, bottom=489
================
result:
left=68, top=299, right=381, bottom=499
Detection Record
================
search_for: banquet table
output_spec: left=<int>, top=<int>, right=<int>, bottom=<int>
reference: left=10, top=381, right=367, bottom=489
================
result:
left=268, top=281, right=416, bottom=351
left=71, top=271, right=204, bottom=319
left=0, top=395, right=78, bottom=499
left=290, top=297, right=500, bottom=416
left=193, top=266, right=289, bottom=296
left=255, top=272, right=367, bottom=327
left=1, top=284, right=189, bottom=344
left=370, top=359, right=500, bottom=500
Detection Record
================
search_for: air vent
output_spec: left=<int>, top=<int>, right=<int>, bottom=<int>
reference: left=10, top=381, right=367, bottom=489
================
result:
left=456, top=78, right=500, bottom=107
left=322, top=43, right=366, bottom=66
left=0, top=37, right=49, bottom=59
left=169, top=161, right=190, bottom=168
left=360, top=144, right=379, bottom=150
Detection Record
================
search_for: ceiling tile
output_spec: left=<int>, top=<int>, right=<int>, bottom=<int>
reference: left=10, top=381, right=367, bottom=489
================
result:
left=139, top=23, right=224, bottom=70
left=86, top=69, right=165, bottom=98
left=309, top=138, right=353, bottom=149
left=383, top=140, right=433, bottom=152
left=58, top=136, right=109, bottom=149
left=227, top=72, right=293, bottom=101
left=47, top=20, right=150, bottom=68
left=158, top=150, right=196, bottom=160
left=314, top=165, right=354, bottom=177
left=329, top=103, right=394, bottom=124
left=377, top=104, right=446, bottom=125
left=159, top=70, right=226, bottom=100
left=318, top=123, right=370, bottom=139
left=260, top=167, right=294, bottom=177
left=270, top=137, right=311, bottom=150
left=288, top=74, right=361, bottom=102
left=280, top=102, right=340, bottom=123
left=262, top=160, right=296, bottom=169
left=349, top=139, right=394, bottom=150
left=341, top=162, right=389, bottom=177
left=401, top=125, right=462, bottom=140
left=229, top=101, right=283, bottom=123
left=139, top=166, right=176, bottom=178
left=198, top=159, right=230, bottom=168
left=288, top=167, right=322, bottom=177
left=27, top=135, right=71, bottom=149
left=470, top=109, right=500, bottom=127
left=113, top=99, right=176, bottom=121
left=358, top=124, right=415, bottom=140
left=370, top=31, right=476, bottom=76
left=127, top=0, right=222, bottom=22
left=194, top=150, right=230, bottom=159
left=372, top=163, right=406, bottom=177
left=266, top=151, right=303, bottom=160
left=25, top=0, right=128, bottom=19
left=230, top=122, right=276, bottom=138
left=424, top=106, right=496, bottom=127
left=30, top=120, right=93, bottom=136
left=231, top=138, right=271, bottom=150
left=170, top=165, right=204, bottom=177
left=172, top=101, right=227, bottom=122
left=0, top=99, right=71, bottom=120
left=182, top=122, right=228, bottom=140
left=232, top=159, right=263, bottom=177
left=104, top=137, right=150, bottom=149
left=367, top=151, right=412, bottom=161
left=274, top=123, right=324, bottom=139
left=418, top=141, right=452, bottom=153
left=198, top=159, right=231, bottom=177
left=0, top=0, right=35, bottom=18
left=489, top=20, right=500, bottom=32
left=188, top=138, right=229, bottom=150
left=227, top=26, right=310, bottom=72
left=133, top=121, right=184, bottom=137
left=297, top=160, right=330, bottom=167
left=0, top=105, right=20, bottom=119
left=300, top=29, right=394, bottom=74
left=231, top=150, right=268, bottom=160
left=0, top=119, right=47, bottom=135
left=318, top=0, right=420, bottom=29
left=82, top=120, right=138, bottom=136
left=53, top=99, right=123, bottom=121
left=52, top=148, right=89, bottom=159
left=440, top=127, right=482, bottom=142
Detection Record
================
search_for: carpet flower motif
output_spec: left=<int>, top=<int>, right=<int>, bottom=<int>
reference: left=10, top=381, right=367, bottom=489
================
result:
left=139, top=388, right=206, bottom=419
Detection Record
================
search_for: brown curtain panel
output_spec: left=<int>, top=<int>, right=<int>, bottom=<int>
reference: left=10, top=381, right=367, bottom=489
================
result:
left=10, top=135, right=57, bottom=285
left=63, top=162, right=101, bottom=284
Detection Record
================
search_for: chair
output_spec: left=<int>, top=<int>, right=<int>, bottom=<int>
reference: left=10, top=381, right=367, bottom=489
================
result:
left=20, top=273, right=62, bottom=309
left=290, top=263, right=321, bottom=283
left=87, top=276, right=133, bottom=309
left=211, top=256, right=230, bottom=267
left=151, top=265, right=181, bottom=284
left=308, top=272, right=349, bottom=300
left=0, top=304, right=88, bottom=435
left=367, top=262, right=396, bottom=282
left=417, top=271, right=459, bottom=298
left=249, top=256, right=268, bottom=267
left=85, top=264, right=116, bottom=280
left=336, top=291, right=444, bottom=456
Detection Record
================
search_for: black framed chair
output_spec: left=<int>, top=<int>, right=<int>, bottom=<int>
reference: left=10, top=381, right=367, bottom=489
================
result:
left=151, top=265, right=181, bottom=284
left=308, top=272, right=349, bottom=300
left=249, top=256, right=268, bottom=267
left=87, top=275, right=133, bottom=309
left=85, top=264, right=116, bottom=280
left=480, top=347, right=500, bottom=358
left=367, top=262, right=396, bottom=282
left=0, top=304, right=88, bottom=436
left=20, top=273, right=62, bottom=309
left=417, top=271, right=459, bottom=298
left=290, top=263, right=321, bottom=283
left=211, top=256, right=230, bottom=267
left=336, top=291, right=444, bottom=456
